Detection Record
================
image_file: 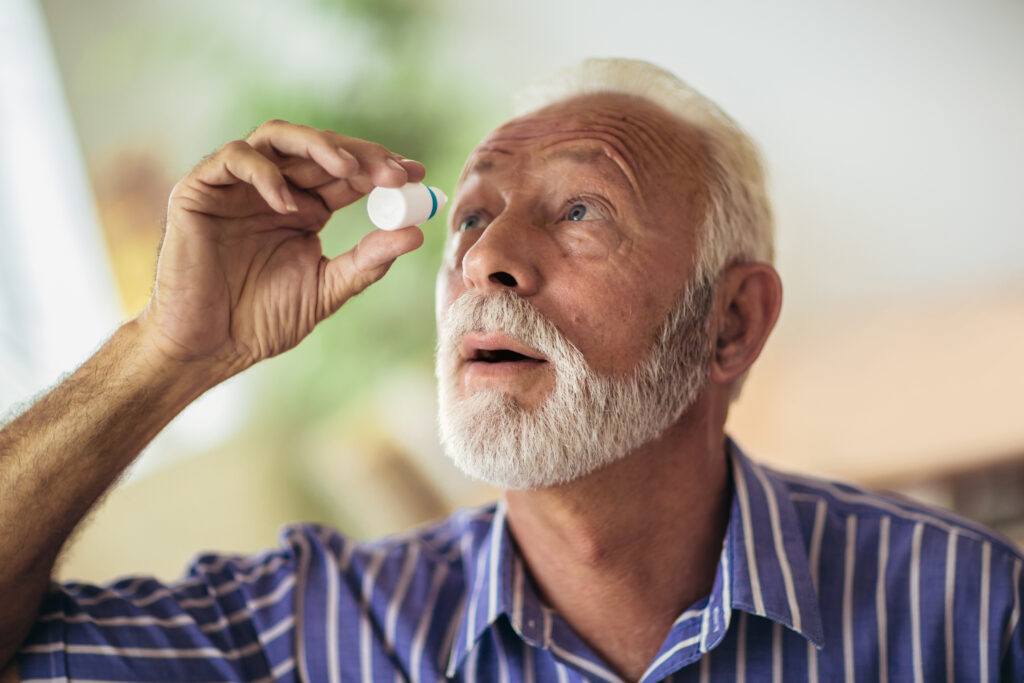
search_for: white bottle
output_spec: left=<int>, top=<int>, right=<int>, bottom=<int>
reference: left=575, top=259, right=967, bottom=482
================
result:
left=366, top=182, right=448, bottom=231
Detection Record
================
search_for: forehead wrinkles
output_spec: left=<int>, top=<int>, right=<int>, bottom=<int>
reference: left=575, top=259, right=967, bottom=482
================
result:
left=468, top=99, right=708, bottom=207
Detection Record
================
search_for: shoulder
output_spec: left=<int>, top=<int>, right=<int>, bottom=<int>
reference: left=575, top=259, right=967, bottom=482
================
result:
left=766, top=464, right=1023, bottom=562
left=275, top=503, right=499, bottom=584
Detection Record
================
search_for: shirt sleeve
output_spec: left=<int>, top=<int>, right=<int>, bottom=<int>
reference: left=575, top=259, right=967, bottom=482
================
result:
left=16, top=528, right=304, bottom=683
left=1000, top=553, right=1024, bottom=683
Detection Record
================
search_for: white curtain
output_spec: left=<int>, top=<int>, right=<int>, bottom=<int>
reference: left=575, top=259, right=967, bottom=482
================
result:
left=0, top=0, right=248, bottom=479
left=0, top=0, right=120, bottom=413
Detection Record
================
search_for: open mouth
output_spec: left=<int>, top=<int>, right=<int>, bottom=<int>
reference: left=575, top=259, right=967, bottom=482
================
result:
left=460, top=333, right=548, bottom=367
left=473, top=348, right=542, bottom=363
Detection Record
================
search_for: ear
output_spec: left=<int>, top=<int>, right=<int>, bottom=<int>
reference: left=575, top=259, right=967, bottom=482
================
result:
left=709, top=262, right=783, bottom=387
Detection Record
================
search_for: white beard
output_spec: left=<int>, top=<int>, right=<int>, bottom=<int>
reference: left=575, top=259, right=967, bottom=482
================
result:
left=435, top=277, right=714, bottom=490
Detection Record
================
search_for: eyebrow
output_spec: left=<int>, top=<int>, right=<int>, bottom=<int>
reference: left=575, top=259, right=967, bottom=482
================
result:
left=465, top=159, right=494, bottom=177
left=544, top=144, right=641, bottom=196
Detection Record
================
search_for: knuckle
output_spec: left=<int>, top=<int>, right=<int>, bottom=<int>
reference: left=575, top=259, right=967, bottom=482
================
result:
left=222, top=139, right=252, bottom=156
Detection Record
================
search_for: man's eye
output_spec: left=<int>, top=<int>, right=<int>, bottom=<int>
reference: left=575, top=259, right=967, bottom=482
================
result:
left=566, top=203, right=601, bottom=222
left=459, top=215, right=483, bottom=231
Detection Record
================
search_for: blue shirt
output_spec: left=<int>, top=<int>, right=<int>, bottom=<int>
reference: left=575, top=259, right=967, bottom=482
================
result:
left=18, top=441, right=1024, bottom=682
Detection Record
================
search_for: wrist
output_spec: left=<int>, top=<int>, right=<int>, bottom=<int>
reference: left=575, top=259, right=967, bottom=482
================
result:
left=118, top=318, right=239, bottom=408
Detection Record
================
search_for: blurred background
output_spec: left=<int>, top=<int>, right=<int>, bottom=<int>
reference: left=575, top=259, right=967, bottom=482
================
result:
left=1, top=0, right=1022, bottom=582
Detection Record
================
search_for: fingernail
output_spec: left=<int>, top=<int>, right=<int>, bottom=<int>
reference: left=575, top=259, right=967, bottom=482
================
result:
left=399, top=157, right=420, bottom=165
left=280, top=187, right=299, bottom=212
left=386, top=158, right=404, bottom=171
left=336, top=147, right=356, bottom=162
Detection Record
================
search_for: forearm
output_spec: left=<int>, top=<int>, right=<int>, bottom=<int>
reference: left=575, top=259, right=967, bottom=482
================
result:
left=0, top=319, right=218, bottom=663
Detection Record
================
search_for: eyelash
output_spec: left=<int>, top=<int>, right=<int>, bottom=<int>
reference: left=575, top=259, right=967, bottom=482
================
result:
left=456, top=196, right=607, bottom=232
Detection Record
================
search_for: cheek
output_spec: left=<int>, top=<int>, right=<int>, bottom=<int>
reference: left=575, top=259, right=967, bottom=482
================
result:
left=553, top=275, right=662, bottom=375
left=435, top=260, right=464, bottom=324
left=445, top=231, right=476, bottom=269
left=552, top=223, right=623, bottom=260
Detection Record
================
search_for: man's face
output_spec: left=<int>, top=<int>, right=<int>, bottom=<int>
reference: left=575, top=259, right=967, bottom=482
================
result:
left=434, top=93, right=714, bottom=488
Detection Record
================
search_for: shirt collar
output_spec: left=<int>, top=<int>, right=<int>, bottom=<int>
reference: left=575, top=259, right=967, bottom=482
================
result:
left=724, top=438, right=825, bottom=648
left=445, top=440, right=825, bottom=677
left=445, top=498, right=516, bottom=677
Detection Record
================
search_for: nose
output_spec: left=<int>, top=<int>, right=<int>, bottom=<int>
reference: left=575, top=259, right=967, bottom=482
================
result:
left=460, top=215, right=541, bottom=296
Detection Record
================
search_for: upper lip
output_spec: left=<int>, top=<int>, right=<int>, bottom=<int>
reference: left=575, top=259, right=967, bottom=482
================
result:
left=460, top=332, right=547, bottom=363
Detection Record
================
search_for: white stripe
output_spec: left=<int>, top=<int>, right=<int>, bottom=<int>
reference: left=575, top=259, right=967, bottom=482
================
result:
left=410, top=563, right=448, bottom=683
left=980, top=541, right=992, bottom=683
left=464, top=642, right=480, bottom=683
left=49, top=612, right=194, bottom=628
left=542, top=604, right=553, bottom=647
left=751, top=463, right=802, bottom=631
left=386, top=544, right=421, bottom=648
left=876, top=516, right=891, bottom=683
left=772, top=621, right=783, bottom=683
left=523, top=641, right=536, bottom=683
left=441, top=534, right=473, bottom=671
left=488, top=502, right=506, bottom=623
left=19, top=642, right=63, bottom=654
left=698, top=602, right=711, bottom=654
left=25, top=640, right=264, bottom=660
left=673, top=606, right=705, bottom=628
left=735, top=611, right=747, bottom=683
left=911, top=522, right=924, bottom=683
left=439, top=593, right=466, bottom=671
left=843, top=515, right=857, bottom=683
left=271, top=657, right=296, bottom=679
left=294, top=531, right=312, bottom=683
left=1002, top=558, right=1023, bottom=661
left=360, top=549, right=387, bottom=683
left=555, top=659, right=569, bottom=683
left=247, top=572, right=297, bottom=611
left=512, top=557, right=525, bottom=632
left=721, top=541, right=732, bottom=631
left=944, top=529, right=959, bottom=683
left=808, top=500, right=828, bottom=592
left=496, top=634, right=510, bottom=683
left=550, top=641, right=623, bottom=683
left=325, top=543, right=342, bottom=683
left=261, top=614, right=295, bottom=644
left=731, top=456, right=765, bottom=616
left=807, top=499, right=827, bottom=683
left=642, top=634, right=701, bottom=677
left=466, top=536, right=491, bottom=654
left=339, top=537, right=355, bottom=572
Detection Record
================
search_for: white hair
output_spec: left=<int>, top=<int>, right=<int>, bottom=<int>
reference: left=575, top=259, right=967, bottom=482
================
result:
left=513, top=58, right=774, bottom=282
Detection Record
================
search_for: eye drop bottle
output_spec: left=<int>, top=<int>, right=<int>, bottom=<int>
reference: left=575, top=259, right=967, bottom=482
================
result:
left=366, top=182, right=448, bottom=231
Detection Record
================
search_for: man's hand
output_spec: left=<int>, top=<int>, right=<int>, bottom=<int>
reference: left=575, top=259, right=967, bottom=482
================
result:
left=0, top=121, right=428, bottom=668
left=138, top=120, right=426, bottom=381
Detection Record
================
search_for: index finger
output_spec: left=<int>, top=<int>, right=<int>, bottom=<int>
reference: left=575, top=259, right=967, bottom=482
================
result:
left=247, top=120, right=357, bottom=178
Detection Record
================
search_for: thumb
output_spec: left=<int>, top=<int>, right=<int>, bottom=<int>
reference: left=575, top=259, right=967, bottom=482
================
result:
left=318, top=226, right=425, bottom=320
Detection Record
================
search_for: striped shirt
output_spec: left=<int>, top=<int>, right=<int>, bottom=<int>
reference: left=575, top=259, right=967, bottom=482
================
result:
left=18, top=440, right=1024, bottom=682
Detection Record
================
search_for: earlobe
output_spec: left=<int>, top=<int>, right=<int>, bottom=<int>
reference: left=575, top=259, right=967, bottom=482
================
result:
left=708, top=262, right=783, bottom=386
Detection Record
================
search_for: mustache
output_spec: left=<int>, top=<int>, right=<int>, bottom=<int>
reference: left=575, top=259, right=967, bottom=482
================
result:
left=438, top=290, right=582, bottom=367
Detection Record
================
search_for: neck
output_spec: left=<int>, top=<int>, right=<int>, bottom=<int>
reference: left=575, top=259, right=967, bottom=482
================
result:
left=504, top=398, right=731, bottom=681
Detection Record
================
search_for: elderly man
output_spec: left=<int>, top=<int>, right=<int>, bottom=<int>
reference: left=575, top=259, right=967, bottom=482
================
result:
left=1, top=59, right=1021, bottom=682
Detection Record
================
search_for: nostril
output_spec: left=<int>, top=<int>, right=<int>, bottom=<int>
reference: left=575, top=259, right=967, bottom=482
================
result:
left=489, top=271, right=517, bottom=287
